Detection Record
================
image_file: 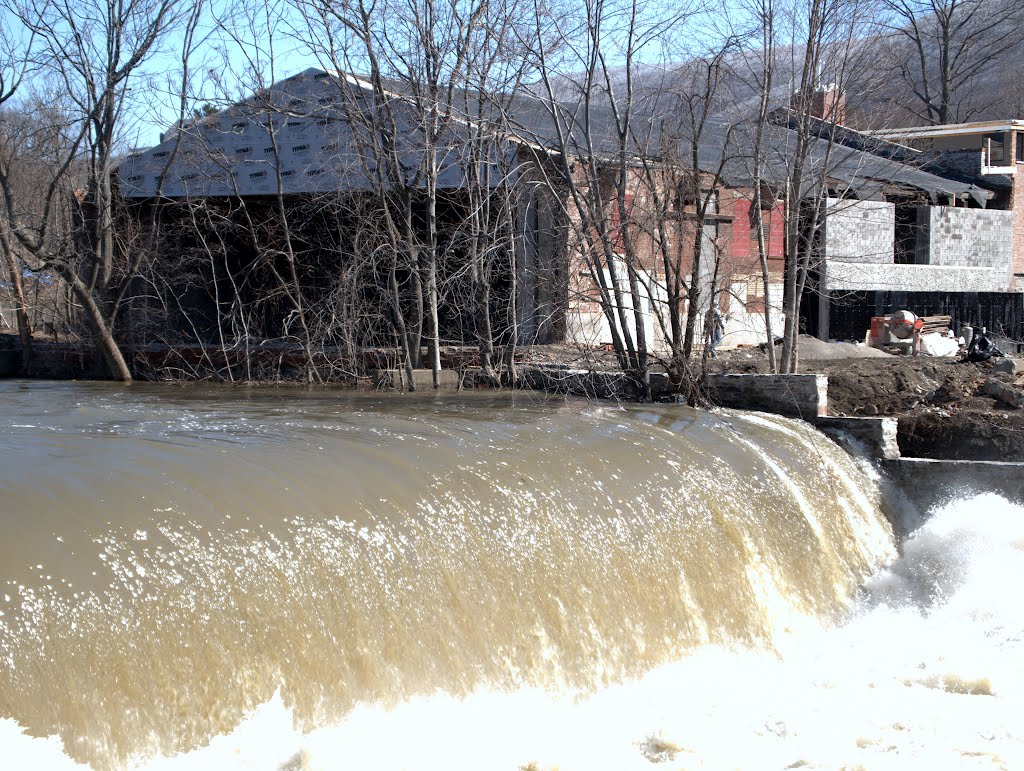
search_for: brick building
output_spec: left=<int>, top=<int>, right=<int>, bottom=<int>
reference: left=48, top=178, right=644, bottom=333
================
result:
left=869, top=120, right=1024, bottom=291
left=119, top=69, right=1017, bottom=355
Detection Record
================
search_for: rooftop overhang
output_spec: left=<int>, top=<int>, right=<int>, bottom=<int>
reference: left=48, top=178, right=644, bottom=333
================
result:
left=867, top=120, right=1024, bottom=142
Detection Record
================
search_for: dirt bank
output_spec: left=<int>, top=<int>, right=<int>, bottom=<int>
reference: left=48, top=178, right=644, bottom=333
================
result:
left=714, top=340, right=1024, bottom=461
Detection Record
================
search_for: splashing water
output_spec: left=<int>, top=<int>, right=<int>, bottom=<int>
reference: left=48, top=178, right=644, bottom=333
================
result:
left=3, top=383, right=1017, bottom=769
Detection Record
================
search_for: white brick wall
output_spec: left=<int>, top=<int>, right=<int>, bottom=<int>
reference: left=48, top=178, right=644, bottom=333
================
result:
left=823, top=198, right=895, bottom=264
left=924, top=206, right=1012, bottom=272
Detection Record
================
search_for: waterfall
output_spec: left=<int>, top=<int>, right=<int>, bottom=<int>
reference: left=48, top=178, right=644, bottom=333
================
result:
left=0, top=383, right=918, bottom=769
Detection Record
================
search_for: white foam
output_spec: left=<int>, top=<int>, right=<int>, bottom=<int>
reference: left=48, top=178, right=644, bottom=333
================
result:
left=1, top=492, right=1011, bottom=770
left=0, top=493, right=999, bottom=769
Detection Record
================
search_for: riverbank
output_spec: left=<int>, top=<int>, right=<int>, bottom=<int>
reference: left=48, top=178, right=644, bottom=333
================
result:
left=711, top=338, right=1024, bottom=462
left=4, top=332, right=1023, bottom=461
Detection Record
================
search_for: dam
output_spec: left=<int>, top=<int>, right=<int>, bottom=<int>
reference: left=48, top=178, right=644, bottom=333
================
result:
left=0, top=381, right=1021, bottom=769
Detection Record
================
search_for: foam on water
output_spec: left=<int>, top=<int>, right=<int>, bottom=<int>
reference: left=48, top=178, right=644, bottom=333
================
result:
left=3, top=493, right=1020, bottom=770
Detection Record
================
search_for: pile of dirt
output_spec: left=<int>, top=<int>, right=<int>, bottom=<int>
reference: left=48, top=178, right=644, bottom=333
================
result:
left=810, top=357, right=1024, bottom=461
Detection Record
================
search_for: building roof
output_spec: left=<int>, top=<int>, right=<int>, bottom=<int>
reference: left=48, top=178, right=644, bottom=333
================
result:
left=768, top=109, right=997, bottom=204
left=868, top=120, right=1024, bottom=142
left=119, top=67, right=997, bottom=204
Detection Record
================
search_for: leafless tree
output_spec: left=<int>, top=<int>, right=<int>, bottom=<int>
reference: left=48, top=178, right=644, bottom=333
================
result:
left=524, top=0, right=696, bottom=397
left=736, top=0, right=780, bottom=372
left=766, top=0, right=876, bottom=372
left=626, top=46, right=741, bottom=396
left=879, top=0, right=1024, bottom=124
left=0, top=0, right=187, bottom=381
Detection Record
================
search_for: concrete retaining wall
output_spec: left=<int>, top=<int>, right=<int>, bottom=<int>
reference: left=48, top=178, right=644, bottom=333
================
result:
left=706, top=373, right=827, bottom=418
left=375, top=368, right=463, bottom=391
left=810, top=413, right=1024, bottom=521
left=881, top=457, right=1024, bottom=511
left=522, top=365, right=632, bottom=398
left=816, top=416, right=900, bottom=459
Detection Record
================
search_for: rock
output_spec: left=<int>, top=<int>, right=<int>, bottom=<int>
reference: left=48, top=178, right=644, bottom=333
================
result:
left=993, top=357, right=1024, bottom=376
left=984, top=379, right=1024, bottom=408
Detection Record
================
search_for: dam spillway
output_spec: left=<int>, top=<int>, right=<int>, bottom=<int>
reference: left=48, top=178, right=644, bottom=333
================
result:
left=0, top=381, right=1020, bottom=769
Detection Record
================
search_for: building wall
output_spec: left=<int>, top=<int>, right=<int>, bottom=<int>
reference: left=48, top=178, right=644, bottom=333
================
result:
left=822, top=198, right=895, bottom=263
left=824, top=262, right=1010, bottom=293
left=559, top=179, right=791, bottom=351
left=923, top=206, right=1012, bottom=271
left=515, top=156, right=568, bottom=345
left=1012, top=169, right=1024, bottom=290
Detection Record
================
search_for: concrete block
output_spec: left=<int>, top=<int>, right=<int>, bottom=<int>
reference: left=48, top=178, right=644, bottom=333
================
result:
left=707, top=373, right=827, bottom=418
left=984, top=379, right=1024, bottom=408
left=817, top=416, right=900, bottom=459
left=993, top=357, right=1024, bottom=376
left=824, top=262, right=1011, bottom=293
left=823, top=199, right=895, bottom=264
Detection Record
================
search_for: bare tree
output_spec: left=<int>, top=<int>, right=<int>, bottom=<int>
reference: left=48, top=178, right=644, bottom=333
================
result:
left=626, top=47, right=741, bottom=396
left=766, top=0, right=875, bottom=372
left=737, top=0, right=780, bottom=372
left=0, top=21, right=38, bottom=369
left=525, top=0, right=695, bottom=397
left=295, top=0, right=528, bottom=388
left=880, top=0, right=1024, bottom=124
left=0, top=0, right=186, bottom=381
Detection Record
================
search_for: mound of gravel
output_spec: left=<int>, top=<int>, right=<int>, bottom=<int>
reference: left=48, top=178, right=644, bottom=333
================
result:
left=791, top=335, right=893, bottom=360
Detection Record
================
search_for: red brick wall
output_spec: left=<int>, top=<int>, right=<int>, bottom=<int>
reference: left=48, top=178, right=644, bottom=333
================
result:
left=565, top=173, right=790, bottom=320
left=1013, top=167, right=1024, bottom=290
left=727, top=197, right=786, bottom=266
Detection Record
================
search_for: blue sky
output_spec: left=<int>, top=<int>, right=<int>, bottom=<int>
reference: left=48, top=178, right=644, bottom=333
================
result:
left=1, top=0, right=753, bottom=151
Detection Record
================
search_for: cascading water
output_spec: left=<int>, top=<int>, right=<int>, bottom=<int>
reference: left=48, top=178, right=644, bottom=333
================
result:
left=0, top=381, right=1019, bottom=770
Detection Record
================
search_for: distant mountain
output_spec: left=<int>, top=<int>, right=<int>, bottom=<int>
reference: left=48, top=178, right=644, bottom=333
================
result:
left=536, top=7, right=1024, bottom=131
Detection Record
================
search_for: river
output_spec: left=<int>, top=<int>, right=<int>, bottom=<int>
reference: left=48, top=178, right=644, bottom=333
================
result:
left=0, top=380, right=1020, bottom=769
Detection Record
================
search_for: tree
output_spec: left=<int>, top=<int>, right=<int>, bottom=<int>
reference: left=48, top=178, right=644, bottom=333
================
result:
left=525, top=0, right=696, bottom=397
left=880, top=0, right=1024, bottom=124
left=0, top=0, right=187, bottom=381
left=629, top=46, right=741, bottom=395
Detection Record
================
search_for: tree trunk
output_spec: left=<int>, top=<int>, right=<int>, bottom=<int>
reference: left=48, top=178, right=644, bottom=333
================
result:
left=2, top=241, right=33, bottom=372
left=66, top=273, right=132, bottom=382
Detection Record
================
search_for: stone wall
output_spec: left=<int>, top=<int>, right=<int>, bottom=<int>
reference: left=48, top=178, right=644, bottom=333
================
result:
left=823, top=198, right=895, bottom=263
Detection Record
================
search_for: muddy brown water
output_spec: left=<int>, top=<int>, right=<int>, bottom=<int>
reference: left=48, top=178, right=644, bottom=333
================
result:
left=0, top=380, right=895, bottom=768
